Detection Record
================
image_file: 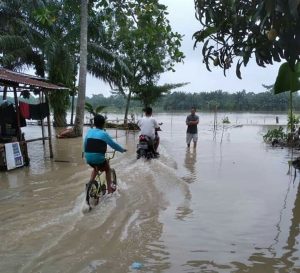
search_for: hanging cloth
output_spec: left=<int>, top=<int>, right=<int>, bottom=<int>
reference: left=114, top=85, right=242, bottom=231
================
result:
left=29, top=103, right=50, bottom=120
left=19, top=102, right=30, bottom=119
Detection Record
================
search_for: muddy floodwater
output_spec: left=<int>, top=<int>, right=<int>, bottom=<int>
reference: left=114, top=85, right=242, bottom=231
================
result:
left=1, top=112, right=300, bottom=273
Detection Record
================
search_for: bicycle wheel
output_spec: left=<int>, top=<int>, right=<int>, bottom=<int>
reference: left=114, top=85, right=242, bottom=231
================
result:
left=100, top=183, right=106, bottom=195
left=86, top=180, right=99, bottom=210
left=111, top=168, right=117, bottom=189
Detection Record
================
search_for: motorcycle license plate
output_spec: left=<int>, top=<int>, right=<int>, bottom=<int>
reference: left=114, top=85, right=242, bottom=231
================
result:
left=138, top=143, right=148, bottom=149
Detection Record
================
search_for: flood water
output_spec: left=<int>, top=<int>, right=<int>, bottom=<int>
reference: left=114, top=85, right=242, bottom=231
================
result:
left=1, top=112, right=300, bottom=273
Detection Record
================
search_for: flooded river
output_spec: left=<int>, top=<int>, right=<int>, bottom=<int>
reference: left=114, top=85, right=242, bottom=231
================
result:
left=1, top=112, right=300, bottom=273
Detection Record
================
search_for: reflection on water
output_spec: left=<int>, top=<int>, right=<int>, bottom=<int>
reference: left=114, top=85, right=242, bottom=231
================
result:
left=183, top=147, right=197, bottom=184
left=0, top=113, right=300, bottom=272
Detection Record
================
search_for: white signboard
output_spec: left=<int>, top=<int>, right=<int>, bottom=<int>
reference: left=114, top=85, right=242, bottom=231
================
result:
left=5, top=142, right=24, bottom=170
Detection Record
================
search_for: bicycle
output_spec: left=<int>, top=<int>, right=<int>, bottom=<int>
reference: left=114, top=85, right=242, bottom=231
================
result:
left=85, top=151, right=117, bottom=211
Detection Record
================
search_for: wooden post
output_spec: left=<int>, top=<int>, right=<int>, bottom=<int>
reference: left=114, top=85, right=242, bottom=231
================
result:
left=45, top=91, right=53, bottom=158
left=13, top=87, right=22, bottom=141
left=40, top=92, right=45, bottom=145
left=3, top=86, right=7, bottom=100
left=70, top=91, right=75, bottom=125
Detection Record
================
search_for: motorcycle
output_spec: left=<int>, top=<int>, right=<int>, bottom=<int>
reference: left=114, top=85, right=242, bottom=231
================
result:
left=136, top=124, right=162, bottom=160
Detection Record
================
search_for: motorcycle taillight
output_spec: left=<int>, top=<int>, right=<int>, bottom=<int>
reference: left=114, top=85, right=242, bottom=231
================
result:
left=139, top=135, right=146, bottom=141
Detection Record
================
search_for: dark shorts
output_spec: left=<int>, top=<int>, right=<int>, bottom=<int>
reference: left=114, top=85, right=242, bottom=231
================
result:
left=89, top=160, right=109, bottom=172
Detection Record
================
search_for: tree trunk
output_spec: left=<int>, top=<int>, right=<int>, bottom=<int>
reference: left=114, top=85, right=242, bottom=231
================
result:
left=290, top=91, right=294, bottom=133
left=70, top=91, right=75, bottom=125
left=3, top=86, right=7, bottom=100
left=53, top=112, right=67, bottom=127
left=123, top=89, right=132, bottom=124
left=73, top=0, right=88, bottom=136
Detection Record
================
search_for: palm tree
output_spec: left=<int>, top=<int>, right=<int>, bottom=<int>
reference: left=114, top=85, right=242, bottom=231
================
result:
left=73, top=0, right=88, bottom=137
left=1, top=0, right=131, bottom=131
left=0, top=1, right=45, bottom=72
left=0, top=0, right=77, bottom=126
left=73, top=0, right=131, bottom=136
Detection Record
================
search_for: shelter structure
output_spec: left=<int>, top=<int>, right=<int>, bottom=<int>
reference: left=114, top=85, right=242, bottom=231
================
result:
left=0, top=68, right=68, bottom=171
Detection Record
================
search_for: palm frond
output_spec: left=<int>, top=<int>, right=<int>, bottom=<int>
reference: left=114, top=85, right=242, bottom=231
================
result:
left=0, top=35, right=29, bottom=51
left=88, top=43, right=132, bottom=76
left=95, top=105, right=106, bottom=114
left=84, top=102, right=94, bottom=115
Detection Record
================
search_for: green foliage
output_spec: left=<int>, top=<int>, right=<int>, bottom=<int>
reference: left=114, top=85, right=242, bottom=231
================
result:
left=33, top=7, right=57, bottom=26
left=98, top=0, right=185, bottom=117
left=1, top=0, right=183, bottom=127
left=0, top=0, right=133, bottom=129
left=84, top=89, right=300, bottom=112
left=84, top=102, right=107, bottom=117
left=222, top=117, right=230, bottom=124
left=207, top=100, right=219, bottom=110
left=49, top=90, right=70, bottom=127
left=263, top=127, right=287, bottom=143
left=134, top=82, right=189, bottom=107
left=274, top=62, right=300, bottom=94
left=287, top=113, right=300, bottom=130
left=162, top=90, right=291, bottom=111
left=194, top=0, right=300, bottom=78
left=85, top=94, right=142, bottom=110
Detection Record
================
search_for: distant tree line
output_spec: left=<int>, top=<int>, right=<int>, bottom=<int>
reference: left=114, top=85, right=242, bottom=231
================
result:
left=85, top=90, right=300, bottom=112
left=2, top=89, right=299, bottom=113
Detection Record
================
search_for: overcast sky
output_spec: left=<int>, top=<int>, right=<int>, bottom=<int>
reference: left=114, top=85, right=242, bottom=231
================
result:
left=86, top=0, right=282, bottom=97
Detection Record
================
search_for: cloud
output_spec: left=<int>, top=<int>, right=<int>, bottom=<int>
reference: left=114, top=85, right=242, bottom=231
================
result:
left=158, top=0, right=282, bottom=94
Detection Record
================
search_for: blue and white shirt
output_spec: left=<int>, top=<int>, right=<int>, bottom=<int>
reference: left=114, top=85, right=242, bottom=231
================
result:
left=84, top=128, right=125, bottom=164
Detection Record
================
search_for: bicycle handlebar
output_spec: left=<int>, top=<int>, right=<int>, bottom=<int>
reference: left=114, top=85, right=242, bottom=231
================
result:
left=105, top=150, right=116, bottom=160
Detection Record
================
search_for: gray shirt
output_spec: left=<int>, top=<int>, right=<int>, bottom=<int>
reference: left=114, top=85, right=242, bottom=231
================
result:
left=186, top=114, right=199, bottom=134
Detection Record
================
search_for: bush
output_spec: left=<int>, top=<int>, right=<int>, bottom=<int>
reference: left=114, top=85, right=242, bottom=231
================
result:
left=263, top=126, right=287, bottom=143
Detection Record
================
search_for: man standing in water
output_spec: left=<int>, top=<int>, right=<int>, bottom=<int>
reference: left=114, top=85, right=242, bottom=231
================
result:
left=186, top=107, right=199, bottom=148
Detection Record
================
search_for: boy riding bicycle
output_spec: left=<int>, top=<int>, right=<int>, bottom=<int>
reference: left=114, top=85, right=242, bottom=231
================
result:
left=84, top=114, right=126, bottom=193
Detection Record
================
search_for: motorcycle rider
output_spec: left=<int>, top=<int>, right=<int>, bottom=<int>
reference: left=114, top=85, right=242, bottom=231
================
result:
left=137, top=107, right=160, bottom=155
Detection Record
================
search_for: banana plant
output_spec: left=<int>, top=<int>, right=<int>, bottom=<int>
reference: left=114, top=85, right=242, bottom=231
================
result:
left=274, top=62, right=300, bottom=133
left=84, top=102, right=106, bottom=117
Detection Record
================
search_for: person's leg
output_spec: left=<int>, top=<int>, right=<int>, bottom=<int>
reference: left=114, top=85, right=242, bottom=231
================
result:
left=148, top=138, right=155, bottom=154
left=186, top=133, right=192, bottom=148
left=90, top=166, right=98, bottom=181
left=193, top=134, right=198, bottom=148
left=103, top=161, right=114, bottom=193
left=154, top=136, right=160, bottom=153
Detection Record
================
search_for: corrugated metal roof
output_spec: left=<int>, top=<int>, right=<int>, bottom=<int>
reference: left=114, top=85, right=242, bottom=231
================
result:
left=0, top=68, right=68, bottom=90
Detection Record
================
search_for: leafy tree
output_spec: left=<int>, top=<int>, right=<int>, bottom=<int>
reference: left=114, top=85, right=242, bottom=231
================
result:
left=193, top=0, right=300, bottom=78
left=0, top=0, right=130, bottom=130
left=134, top=82, right=188, bottom=108
left=97, top=0, right=185, bottom=123
left=161, top=90, right=292, bottom=112
left=0, top=0, right=77, bottom=126
left=0, top=1, right=46, bottom=72
left=35, top=3, right=78, bottom=126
